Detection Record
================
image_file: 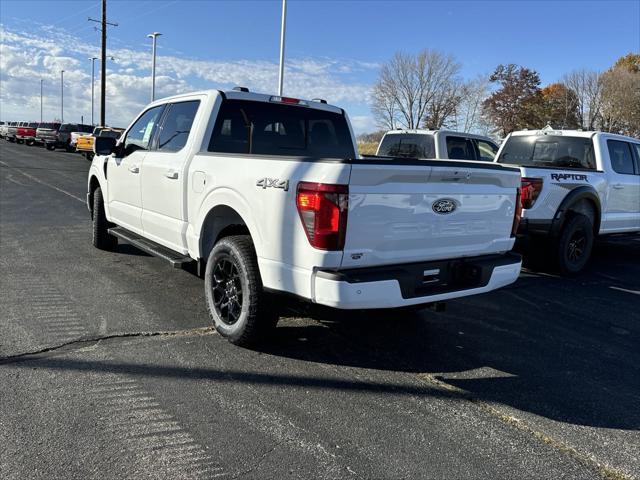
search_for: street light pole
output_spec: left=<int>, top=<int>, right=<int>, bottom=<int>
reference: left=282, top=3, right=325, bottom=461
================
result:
left=278, top=0, right=287, bottom=96
left=147, top=32, right=162, bottom=102
left=40, top=79, right=43, bottom=123
left=60, top=70, right=64, bottom=123
left=90, top=57, right=97, bottom=125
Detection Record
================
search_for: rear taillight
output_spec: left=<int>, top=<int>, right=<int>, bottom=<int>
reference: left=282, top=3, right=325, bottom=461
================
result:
left=511, top=187, right=522, bottom=237
left=296, top=182, right=348, bottom=250
left=520, top=177, right=543, bottom=209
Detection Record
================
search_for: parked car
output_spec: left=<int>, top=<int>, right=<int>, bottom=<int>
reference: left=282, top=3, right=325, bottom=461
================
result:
left=496, top=127, right=640, bottom=274
left=6, top=121, right=22, bottom=143
left=77, top=127, right=124, bottom=160
left=376, top=130, right=500, bottom=161
left=35, top=122, right=61, bottom=147
left=87, top=88, right=523, bottom=346
left=0, top=121, right=8, bottom=139
left=43, top=123, right=92, bottom=151
left=16, top=122, right=39, bottom=145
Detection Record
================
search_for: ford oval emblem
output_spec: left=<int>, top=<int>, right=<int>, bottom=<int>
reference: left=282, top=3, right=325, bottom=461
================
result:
left=432, top=198, right=457, bottom=214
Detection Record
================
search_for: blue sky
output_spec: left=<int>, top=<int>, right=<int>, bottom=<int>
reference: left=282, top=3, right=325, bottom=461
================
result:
left=1, top=0, right=638, bottom=132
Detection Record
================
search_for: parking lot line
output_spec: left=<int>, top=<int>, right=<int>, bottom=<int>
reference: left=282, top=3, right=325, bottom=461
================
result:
left=609, top=286, right=640, bottom=296
left=0, top=159, right=85, bottom=203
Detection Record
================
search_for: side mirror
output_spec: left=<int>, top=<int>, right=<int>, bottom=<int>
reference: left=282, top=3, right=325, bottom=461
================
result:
left=94, top=136, right=117, bottom=156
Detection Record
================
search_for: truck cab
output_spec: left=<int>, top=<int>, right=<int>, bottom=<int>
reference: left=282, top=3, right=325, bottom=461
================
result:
left=376, top=130, right=500, bottom=162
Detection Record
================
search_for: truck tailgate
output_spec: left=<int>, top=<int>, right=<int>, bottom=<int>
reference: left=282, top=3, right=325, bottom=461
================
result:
left=342, top=159, right=521, bottom=268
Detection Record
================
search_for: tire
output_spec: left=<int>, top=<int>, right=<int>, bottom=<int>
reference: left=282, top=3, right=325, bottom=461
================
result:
left=554, top=213, right=594, bottom=275
left=65, top=142, right=74, bottom=153
left=85, top=152, right=94, bottom=161
left=204, top=235, right=277, bottom=346
left=92, top=187, right=117, bottom=251
left=45, top=143, right=55, bottom=151
left=16, top=139, right=23, bottom=144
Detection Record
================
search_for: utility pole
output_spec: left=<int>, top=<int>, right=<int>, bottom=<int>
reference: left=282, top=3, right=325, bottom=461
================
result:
left=147, top=32, right=162, bottom=101
left=40, top=79, right=43, bottom=123
left=89, top=0, right=117, bottom=126
left=60, top=70, right=64, bottom=123
left=90, top=57, right=97, bottom=125
left=278, top=0, right=287, bottom=96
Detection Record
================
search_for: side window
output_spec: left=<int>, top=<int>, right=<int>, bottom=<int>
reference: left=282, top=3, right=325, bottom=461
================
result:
left=123, top=105, right=164, bottom=157
left=607, top=140, right=636, bottom=175
left=209, top=106, right=251, bottom=154
left=476, top=140, right=499, bottom=161
left=157, top=100, right=200, bottom=152
left=632, top=143, right=640, bottom=174
left=446, top=136, right=475, bottom=160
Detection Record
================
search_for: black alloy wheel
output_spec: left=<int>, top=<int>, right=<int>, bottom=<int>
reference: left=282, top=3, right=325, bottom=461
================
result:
left=211, top=256, right=243, bottom=325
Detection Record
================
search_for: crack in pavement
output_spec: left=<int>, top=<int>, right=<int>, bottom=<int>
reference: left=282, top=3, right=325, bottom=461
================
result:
left=416, top=373, right=635, bottom=480
left=0, top=327, right=215, bottom=364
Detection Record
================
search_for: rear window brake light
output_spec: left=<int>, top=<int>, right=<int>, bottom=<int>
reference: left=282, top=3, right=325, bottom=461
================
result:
left=270, top=96, right=308, bottom=106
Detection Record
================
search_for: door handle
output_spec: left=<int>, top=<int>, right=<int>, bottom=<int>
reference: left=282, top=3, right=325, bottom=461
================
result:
left=128, top=165, right=139, bottom=174
left=165, top=170, right=179, bottom=179
left=612, top=184, right=624, bottom=190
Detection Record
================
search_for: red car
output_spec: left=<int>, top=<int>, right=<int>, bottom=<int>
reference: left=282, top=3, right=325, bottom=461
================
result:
left=15, top=122, right=39, bottom=145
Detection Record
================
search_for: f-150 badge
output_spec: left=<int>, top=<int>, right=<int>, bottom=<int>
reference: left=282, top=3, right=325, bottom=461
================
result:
left=432, top=199, right=457, bottom=214
left=256, top=178, right=289, bottom=191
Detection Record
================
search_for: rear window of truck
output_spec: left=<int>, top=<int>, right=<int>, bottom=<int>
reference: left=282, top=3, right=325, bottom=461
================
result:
left=208, top=100, right=355, bottom=159
left=378, top=134, right=435, bottom=158
left=497, top=135, right=596, bottom=170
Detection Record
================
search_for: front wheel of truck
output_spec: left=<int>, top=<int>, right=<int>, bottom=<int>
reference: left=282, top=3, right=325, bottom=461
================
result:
left=92, top=187, right=117, bottom=251
left=204, top=235, right=278, bottom=347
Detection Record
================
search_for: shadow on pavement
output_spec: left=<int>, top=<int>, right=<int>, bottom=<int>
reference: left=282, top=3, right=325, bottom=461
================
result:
left=256, top=235, right=640, bottom=430
left=8, top=236, right=640, bottom=432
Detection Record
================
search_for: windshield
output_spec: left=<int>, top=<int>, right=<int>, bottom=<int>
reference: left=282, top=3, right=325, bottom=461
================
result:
left=377, top=134, right=435, bottom=158
left=497, top=135, right=596, bottom=170
left=208, top=100, right=355, bottom=158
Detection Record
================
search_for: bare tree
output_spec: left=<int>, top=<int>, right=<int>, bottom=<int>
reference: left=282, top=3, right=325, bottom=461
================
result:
left=371, top=50, right=462, bottom=130
left=562, top=69, right=603, bottom=130
left=371, top=80, right=398, bottom=130
left=423, top=76, right=463, bottom=129
left=600, top=66, right=640, bottom=137
left=454, top=75, right=491, bottom=133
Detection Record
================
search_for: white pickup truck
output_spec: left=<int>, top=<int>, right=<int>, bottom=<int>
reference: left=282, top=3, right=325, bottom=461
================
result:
left=496, top=128, right=640, bottom=274
left=87, top=89, right=522, bottom=345
left=377, top=130, right=500, bottom=162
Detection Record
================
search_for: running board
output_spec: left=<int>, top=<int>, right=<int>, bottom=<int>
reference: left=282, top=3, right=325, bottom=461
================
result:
left=108, top=227, right=194, bottom=268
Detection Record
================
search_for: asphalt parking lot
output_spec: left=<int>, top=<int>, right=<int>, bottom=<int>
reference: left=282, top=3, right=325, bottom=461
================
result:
left=0, top=140, right=638, bottom=480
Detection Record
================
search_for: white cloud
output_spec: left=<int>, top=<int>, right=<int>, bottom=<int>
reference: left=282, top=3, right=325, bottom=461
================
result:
left=0, top=23, right=378, bottom=132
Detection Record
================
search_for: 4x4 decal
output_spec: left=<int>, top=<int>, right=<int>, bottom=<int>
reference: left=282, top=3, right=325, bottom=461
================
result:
left=256, top=178, right=289, bottom=191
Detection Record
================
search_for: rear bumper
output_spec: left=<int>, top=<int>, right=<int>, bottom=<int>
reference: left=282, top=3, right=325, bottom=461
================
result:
left=313, top=252, right=522, bottom=309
